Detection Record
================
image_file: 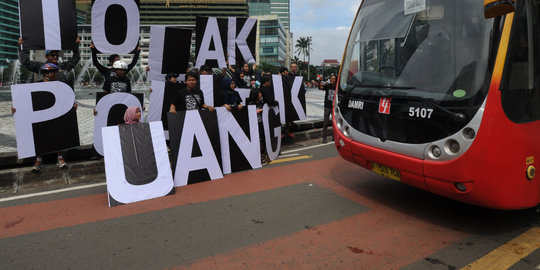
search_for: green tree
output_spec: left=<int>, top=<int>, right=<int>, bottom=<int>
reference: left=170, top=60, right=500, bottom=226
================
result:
left=292, top=56, right=300, bottom=65
left=258, top=62, right=279, bottom=75
left=295, top=37, right=312, bottom=64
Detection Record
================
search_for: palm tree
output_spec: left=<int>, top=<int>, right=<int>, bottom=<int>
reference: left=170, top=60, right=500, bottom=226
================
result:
left=292, top=56, right=301, bottom=65
left=295, top=37, right=311, bottom=64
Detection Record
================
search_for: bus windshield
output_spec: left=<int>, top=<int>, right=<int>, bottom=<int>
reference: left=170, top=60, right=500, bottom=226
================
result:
left=340, top=0, right=497, bottom=104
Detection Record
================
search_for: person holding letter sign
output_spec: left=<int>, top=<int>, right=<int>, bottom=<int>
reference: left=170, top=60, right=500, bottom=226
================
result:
left=320, top=75, right=336, bottom=143
left=222, top=78, right=243, bottom=111
left=124, top=107, right=142, bottom=125
left=17, top=37, right=81, bottom=88
left=170, top=73, right=215, bottom=113
left=102, top=61, right=132, bottom=93
left=90, top=42, right=141, bottom=79
left=11, top=63, right=75, bottom=171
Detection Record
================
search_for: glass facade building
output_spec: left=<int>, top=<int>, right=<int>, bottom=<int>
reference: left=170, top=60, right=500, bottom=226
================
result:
left=0, top=0, right=19, bottom=67
left=248, top=0, right=290, bottom=66
left=248, top=0, right=289, bottom=31
left=255, top=15, right=287, bottom=66
left=76, top=0, right=248, bottom=25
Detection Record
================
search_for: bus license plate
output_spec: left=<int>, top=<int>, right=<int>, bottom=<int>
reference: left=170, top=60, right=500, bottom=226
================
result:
left=371, top=162, right=401, bottom=181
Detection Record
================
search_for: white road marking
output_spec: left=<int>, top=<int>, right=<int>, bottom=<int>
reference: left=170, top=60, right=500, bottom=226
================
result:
left=0, top=182, right=106, bottom=203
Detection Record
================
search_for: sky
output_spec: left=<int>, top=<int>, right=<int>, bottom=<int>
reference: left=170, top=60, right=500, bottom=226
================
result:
left=290, top=0, right=361, bottom=66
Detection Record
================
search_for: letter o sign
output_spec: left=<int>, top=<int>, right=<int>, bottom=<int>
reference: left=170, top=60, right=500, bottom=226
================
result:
left=92, top=0, right=140, bottom=54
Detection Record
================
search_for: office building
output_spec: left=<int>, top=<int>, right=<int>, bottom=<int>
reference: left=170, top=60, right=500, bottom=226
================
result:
left=0, top=0, right=19, bottom=67
left=253, top=15, right=288, bottom=67
left=248, top=0, right=289, bottom=31
left=76, top=0, right=248, bottom=25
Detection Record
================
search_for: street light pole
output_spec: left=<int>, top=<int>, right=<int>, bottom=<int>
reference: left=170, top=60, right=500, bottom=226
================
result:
left=308, top=37, right=311, bottom=84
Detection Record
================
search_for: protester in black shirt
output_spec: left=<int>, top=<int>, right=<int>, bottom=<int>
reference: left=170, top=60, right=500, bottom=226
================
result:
left=279, top=67, right=289, bottom=76
left=11, top=63, right=75, bottom=170
left=320, top=75, right=336, bottom=143
left=90, top=42, right=140, bottom=79
left=102, top=61, right=131, bottom=93
left=199, top=65, right=224, bottom=107
left=170, top=73, right=215, bottom=113
left=222, top=78, right=243, bottom=111
left=231, top=62, right=253, bottom=87
left=290, top=62, right=299, bottom=76
left=17, top=37, right=80, bottom=88
left=248, top=87, right=270, bottom=165
left=259, top=75, right=278, bottom=107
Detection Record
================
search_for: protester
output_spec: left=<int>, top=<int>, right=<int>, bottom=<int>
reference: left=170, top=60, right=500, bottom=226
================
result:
left=259, top=75, right=278, bottom=107
left=279, top=67, right=289, bottom=76
left=102, top=61, right=131, bottom=93
left=170, top=72, right=215, bottom=113
left=255, top=69, right=265, bottom=82
left=248, top=87, right=269, bottom=165
left=123, top=107, right=142, bottom=125
left=231, top=62, right=254, bottom=88
left=236, top=72, right=249, bottom=88
left=17, top=37, right=80, bottom=88
left=290, top=63, right=299, bottom=76
left=222, top=78, right=243, bottom=111
left=90, top=42, right=141, bottom=79
left=199, top=64, right=224, bottom=107
left=282, top=62, right=306, bottom=139
left=11, top=63, right=76, bottom=170
left=321, top=75, right=336, bottom=143
left=165, top=72, right=179, bottom=83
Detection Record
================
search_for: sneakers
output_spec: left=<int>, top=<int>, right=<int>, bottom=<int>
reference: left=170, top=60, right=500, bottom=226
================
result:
left=32, top=161, right=42, bottom=171
left=281, top=132, right=295, bottom=138
left=322, top=138, right=328, bottom=144
left=261, top=154, right=271, bottom=165
left=57, top=158, right=67, bottom=168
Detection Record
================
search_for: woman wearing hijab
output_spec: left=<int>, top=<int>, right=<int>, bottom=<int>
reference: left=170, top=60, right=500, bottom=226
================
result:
left=222, top=78, right=243, bottom=111
left=124, top=107, right=142, bottom=125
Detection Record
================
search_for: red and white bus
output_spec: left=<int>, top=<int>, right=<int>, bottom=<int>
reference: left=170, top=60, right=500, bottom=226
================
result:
left=334, top=0, right=540, bottom=209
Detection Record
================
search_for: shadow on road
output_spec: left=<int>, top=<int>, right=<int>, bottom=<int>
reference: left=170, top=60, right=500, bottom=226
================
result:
left=329, top=162, right=540, bottom=236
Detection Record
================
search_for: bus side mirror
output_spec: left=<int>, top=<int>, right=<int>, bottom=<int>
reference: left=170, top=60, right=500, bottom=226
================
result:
left=484, top=0, right=516, bottom=18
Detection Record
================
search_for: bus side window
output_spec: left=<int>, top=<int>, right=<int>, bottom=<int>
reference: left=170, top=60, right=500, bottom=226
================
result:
left=501, top=0, right=540, bottom=123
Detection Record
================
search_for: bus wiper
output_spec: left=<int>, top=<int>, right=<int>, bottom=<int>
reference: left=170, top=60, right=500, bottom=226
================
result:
left=392, top=95, right=467, bottom=123
left=355, top=84, right=416, bottom=90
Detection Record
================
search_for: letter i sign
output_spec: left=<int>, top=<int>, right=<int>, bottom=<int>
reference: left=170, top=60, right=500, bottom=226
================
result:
left=378, top=97, right=391, bottom=114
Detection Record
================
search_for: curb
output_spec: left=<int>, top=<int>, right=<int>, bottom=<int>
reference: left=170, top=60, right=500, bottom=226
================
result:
left=0, top=120, right=333, bottom=196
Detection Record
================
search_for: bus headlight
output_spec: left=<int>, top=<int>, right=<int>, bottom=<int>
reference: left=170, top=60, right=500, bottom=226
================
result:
left=431, top=146, right=442, bottom=158
left=463, top=128, right=476, bottom=140
left=337, top=118, right=343, bottom=130
left=344, top=126, right=351, bottom=137
left=446, top=139, right=460, bottom=154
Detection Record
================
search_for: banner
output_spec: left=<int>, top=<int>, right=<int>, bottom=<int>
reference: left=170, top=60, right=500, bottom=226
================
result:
left=148, top=26, right=192, bottom=82
left=103, top=122, right=174, bottom=207
left=262, top=104, right=282, bottom=161
left=91, top=0, right=140, bottom=54
left=93, top=92, right=144, bottom=155
left=148, top=81, right=182, bottom=139
left=195, top=17, right=257, bottom=68
left=167, top=110, right=223, bottom=187
left=272, top=75, right=307, bottom=124
left=18, top=0, right=78, bottom=50
left=217, top=106, right=261, bottom=174
left=11, top=81, right=80, bottom=159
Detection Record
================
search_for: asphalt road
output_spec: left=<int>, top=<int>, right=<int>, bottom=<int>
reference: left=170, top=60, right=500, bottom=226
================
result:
left=2, top=141, right=540, bottom=269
